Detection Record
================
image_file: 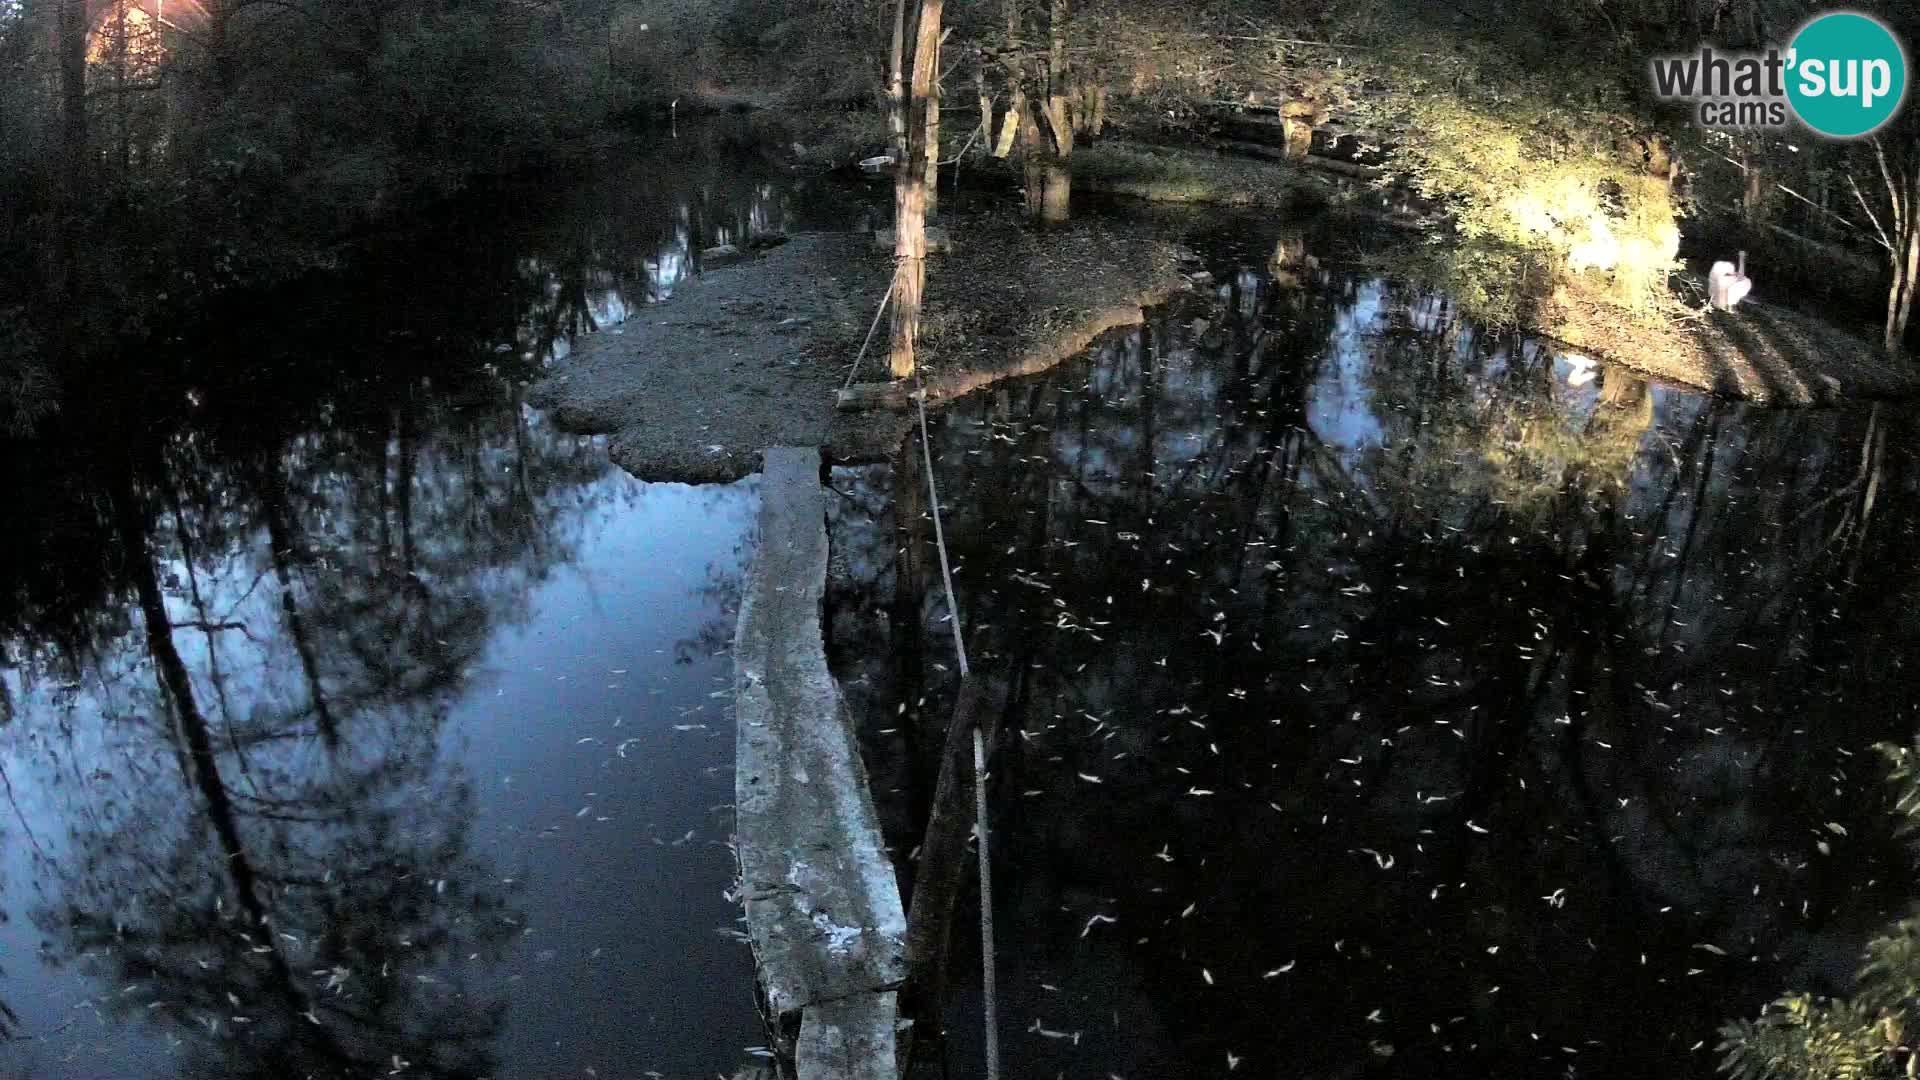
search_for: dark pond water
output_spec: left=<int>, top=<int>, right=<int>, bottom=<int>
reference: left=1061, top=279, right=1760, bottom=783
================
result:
left=0, top=126, right=876, bottom=1080
left=4, top=128, right=1917, bottom=1080
left=827, top=216, right=1920, bottom=1079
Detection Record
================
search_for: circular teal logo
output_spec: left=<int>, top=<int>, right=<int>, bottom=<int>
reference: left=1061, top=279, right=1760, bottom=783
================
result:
left=1787, top=12, right=1907, bottom=138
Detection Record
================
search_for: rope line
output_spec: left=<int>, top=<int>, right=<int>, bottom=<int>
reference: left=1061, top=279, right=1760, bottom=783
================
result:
left=913, top=389, right=970, bottom=678
left=971, top=724, right=999, bottom=1080
left=909, top=358, right=996, bottom=1080
left=843, top=258, right=907, bottom=393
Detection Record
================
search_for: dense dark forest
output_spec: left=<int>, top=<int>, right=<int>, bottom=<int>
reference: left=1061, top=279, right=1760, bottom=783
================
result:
left=3, top=0, right=1918, bottom=433
left=0, top=0, right=628, bottom=432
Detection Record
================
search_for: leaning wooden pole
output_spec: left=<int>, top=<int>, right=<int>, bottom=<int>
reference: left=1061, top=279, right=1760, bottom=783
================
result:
left=900, top=675, right=995, bottom=1052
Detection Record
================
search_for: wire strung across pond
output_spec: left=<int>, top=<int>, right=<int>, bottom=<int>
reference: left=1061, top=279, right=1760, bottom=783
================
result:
left=909, top=337, right=1000, bottom=1080
left=842, top=258, right=908, bottom=393
left=847, top=251, right=1001, bottom=1077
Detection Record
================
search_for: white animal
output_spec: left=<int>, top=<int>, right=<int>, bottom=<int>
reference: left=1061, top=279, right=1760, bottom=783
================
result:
left=1708, top=251, right=1753, bottom=311
left=1564, top=352, right=1598, bottom=388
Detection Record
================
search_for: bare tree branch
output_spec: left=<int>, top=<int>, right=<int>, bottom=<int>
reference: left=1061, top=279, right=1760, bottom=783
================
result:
left=1848, top=169, right=1895, bottom=252
left=1874, top=136, right=1904, bottom=236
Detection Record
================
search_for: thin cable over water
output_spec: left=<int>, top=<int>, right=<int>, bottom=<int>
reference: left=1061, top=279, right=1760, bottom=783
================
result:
left=911, top=364, right=997, bottom=1080
left=843, top=259, right=906, bottom=393
left=970, top=724, right=998, bottom=1080
left=914, top=389, right=969, bottom=678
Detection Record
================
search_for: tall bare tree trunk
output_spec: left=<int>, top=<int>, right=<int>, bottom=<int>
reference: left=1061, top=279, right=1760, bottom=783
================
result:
left=1889, top=221, right=1918, bottom=356
left=976, top=58, right=993, bottom=159
left=1024, top=0, right=1070, bottom=222
left=993, top=0, right=1023, bottom=159
left=58, top=0, right=87, bottom=192
left=1045, top=0, right=1071, bottom=158
left=1019, top=100, right=1048, bottom=220
left=889, top=0, right=909, bottom=166
left=889, top=163, right=926, bottom=383
left=888, top=0, right=944, bottom=378
left=991, top=89, right=1024, bottom=158
left=1042, top=162, right=1070, bottom=221
left=925, top=39, right=941, bottom=217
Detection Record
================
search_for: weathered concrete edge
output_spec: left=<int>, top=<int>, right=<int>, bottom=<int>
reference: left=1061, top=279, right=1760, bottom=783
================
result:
left=735, top=447, right=907, bottom=1076
left=797, top=991, right=902, bottom=1080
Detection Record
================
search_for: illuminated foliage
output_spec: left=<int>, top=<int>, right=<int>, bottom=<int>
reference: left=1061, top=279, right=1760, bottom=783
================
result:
left=1719, top=743, right=1920, bottom=1080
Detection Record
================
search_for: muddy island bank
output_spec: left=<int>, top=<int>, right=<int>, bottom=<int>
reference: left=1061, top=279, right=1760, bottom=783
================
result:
left=529, top=206, right=1193, bottom=482
left=531, top=144, right=1920, bottom=485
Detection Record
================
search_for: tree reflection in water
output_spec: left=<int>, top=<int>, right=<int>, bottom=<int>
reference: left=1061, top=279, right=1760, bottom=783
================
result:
left=830, top=221, right=1920, bottom=1079
left=0, top=385, right=613, bottom=1077
left=0, top=130, right=818, bottom=1079
left=0, top=126, right=842, bottom=1078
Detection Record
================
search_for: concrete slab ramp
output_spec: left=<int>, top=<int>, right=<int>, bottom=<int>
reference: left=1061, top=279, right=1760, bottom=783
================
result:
left=734, top=447, right=906, bottom=1080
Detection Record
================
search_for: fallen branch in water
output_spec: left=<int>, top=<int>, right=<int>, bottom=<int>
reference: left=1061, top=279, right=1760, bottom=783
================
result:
left=171, top=619, right=251, bottom=635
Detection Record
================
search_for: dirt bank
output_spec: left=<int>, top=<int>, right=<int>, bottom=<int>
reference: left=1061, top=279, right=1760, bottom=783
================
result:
left=1071, top=140, right=1337, bottom=208
left=1541, top=276, right=1920, bottom=406
left=530, top=232, right=885, bottom=482
left=530, top=212, right=1191, bottom=482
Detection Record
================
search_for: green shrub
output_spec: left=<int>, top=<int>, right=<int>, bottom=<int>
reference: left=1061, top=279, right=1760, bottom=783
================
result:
left=1718, top=742, right=1920, bottom=1080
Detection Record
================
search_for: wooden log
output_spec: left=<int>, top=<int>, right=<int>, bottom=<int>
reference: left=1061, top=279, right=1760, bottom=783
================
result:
left=1301, top=153, right=1381, bottom=179
left=703, top=243, right=751, bottom=268
left=1205, top=99, right=1331, bottom=123
left=1215, top=139, right=1385, bottom=179
left=837, top=381, right=920, bottom=412
left=735, top=448, right=907, bottom=1073
left=1215, top=112, right=1295, bottom=144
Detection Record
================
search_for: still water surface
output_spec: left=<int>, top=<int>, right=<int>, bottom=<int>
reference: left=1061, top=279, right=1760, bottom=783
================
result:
left=0, top=129, right=827, bottom=1080
left=3, top=143, right=1917, bottom=1080
left=828, top=214, right=1920, bottom=1079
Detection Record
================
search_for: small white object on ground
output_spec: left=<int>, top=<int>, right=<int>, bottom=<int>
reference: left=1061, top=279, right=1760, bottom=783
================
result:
left=1708, top=254, right=1753, bottom=311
